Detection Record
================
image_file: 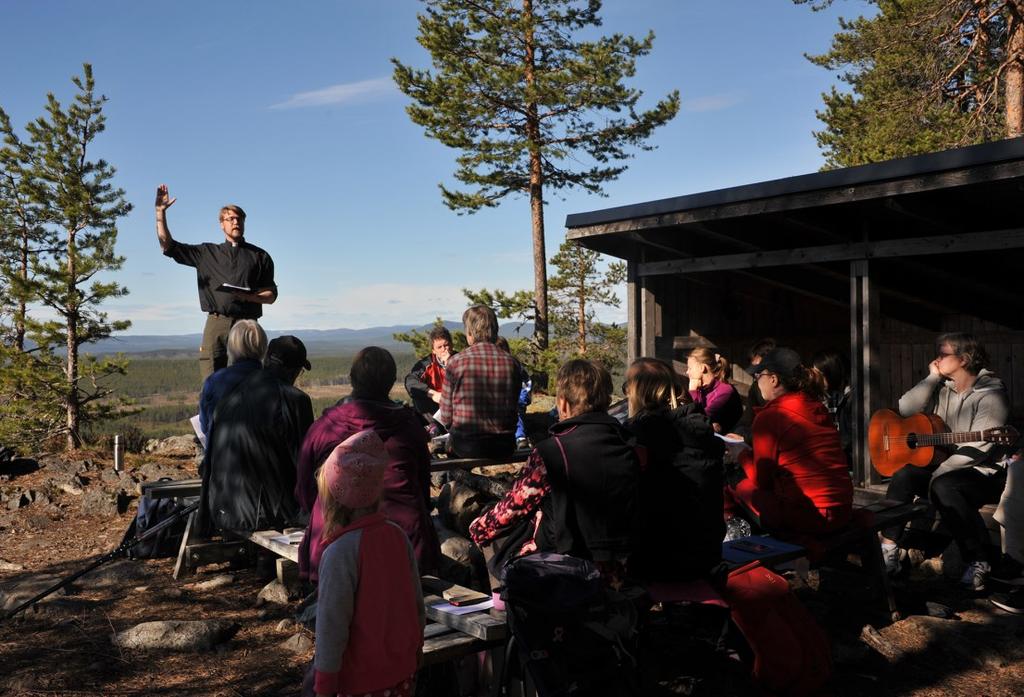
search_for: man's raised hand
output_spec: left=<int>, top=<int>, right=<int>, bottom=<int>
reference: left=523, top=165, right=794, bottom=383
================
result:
left=155, top=184, right=177, bottom=211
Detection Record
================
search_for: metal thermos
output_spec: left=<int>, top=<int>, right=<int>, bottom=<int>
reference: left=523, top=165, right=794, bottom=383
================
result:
left=113, top=434, right=124, bottom=472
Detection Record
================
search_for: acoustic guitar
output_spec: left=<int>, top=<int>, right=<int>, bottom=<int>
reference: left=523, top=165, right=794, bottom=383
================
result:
left=868, top=409, right=1019, bottom=476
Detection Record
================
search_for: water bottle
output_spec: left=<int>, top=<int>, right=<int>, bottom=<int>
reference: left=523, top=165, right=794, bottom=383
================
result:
left=113, top=434, right=124, bottom=472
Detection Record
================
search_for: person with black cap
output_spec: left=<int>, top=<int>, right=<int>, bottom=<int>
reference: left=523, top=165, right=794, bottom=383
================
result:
left=199, top=334, right=314, bottom=534
left=723, top=346, right=853, bottom=544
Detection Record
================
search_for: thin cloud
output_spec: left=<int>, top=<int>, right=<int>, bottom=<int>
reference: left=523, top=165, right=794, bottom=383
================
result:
left=270, top=77, right=394, bottom=110
left=682, top=93, right=743, bottom=113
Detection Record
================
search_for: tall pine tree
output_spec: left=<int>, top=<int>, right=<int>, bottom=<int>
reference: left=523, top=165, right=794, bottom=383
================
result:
left=797, top=0, right=1023, bottom=167
left=0, top=64, right=132, bottom=451
left=392, top=0, right=678, bottom=349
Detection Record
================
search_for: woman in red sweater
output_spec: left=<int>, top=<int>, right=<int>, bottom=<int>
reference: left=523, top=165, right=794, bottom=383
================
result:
left=725, top=347, right=853, bottom=541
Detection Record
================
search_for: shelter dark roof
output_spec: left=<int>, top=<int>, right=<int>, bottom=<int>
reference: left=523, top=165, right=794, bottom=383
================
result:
left=565, top=137, right=1024, bottom=330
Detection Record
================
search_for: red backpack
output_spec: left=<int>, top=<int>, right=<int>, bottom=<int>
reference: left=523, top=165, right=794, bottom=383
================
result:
left=720, top=561, right=832, bottom=696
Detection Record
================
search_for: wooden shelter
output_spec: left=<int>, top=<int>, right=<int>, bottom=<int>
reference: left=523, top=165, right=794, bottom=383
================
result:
left=565, top=138, right=1024, bottom=487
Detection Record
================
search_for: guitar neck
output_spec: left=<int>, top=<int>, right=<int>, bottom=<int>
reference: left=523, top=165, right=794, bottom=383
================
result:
left=916, top=431, right=984, bottom=446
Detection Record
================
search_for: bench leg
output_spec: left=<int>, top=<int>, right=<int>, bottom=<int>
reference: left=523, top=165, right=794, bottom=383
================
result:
left=172, top=510, right=197, bottom=580
left=863, top=535, right=900, bottom=622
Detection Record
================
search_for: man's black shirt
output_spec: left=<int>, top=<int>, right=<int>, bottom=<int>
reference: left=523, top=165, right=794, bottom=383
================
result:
left=164, top=239, right=276, bottom=318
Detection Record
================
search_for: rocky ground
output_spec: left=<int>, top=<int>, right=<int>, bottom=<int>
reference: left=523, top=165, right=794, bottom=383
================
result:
left=1, top=441, right=1024, bottom=696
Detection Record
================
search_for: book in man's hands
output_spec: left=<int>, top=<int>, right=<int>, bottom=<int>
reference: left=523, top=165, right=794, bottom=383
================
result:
left=216, top=282, right=250, bottom=294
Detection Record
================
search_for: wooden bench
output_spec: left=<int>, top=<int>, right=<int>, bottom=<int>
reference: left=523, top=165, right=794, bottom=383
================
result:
left=721, top=499, right=929, bottom=621
left=141, top=447, right=530, bottom=579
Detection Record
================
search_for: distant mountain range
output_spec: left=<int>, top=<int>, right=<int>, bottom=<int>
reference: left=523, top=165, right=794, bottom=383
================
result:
left=86, top=321, right=536, bottom=357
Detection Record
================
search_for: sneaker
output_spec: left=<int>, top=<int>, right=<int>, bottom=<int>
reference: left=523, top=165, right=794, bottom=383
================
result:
left=881, top=542, right=903, bottom=576
left=989, top=554, right=1024, bottom=587
left=959, top=560, right=991, bottom=592
left=723, top=516, right=752, bottom=542
left=990, top=589, right=1024, bottom=614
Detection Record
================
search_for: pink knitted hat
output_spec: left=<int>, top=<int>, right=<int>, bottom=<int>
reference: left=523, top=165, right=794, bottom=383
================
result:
left=323, top=430, right=387, bottom=509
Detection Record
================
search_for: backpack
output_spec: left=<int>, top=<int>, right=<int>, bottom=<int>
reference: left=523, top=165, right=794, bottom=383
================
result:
left=720, top=561, right=832, bottom=696
left=502, top=552, right=640, bottom=697
left=123, top=480, right=190, bottom=559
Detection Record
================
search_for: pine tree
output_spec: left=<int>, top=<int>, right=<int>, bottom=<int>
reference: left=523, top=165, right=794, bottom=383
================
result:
left=797, top=0, right=1023, bottom=167
left=0, top=64, right=132, bottom=451
left=392, top=0, right=679, bottom=349
left=548, top=239, right=625, bottom=356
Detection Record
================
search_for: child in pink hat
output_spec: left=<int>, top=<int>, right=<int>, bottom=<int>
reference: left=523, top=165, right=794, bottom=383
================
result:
left=311, top=430, right=424, bottom=697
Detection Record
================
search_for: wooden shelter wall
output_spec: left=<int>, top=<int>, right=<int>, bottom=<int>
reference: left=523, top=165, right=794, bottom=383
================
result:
left=647, top=275, right=1024, bottom=424
left=654, top=273, right=848, bottom=373
left=879, top=315, right=1024, bottom=423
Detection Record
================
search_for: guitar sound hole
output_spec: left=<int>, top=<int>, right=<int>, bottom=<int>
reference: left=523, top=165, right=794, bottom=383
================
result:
left=907, top=433, right=918, bottom=449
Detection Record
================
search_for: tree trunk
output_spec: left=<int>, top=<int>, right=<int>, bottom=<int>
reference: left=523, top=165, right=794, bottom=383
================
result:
left=523, top=0, right=548, bottom=349
left=577, top=276, right=586, bottom=354
left=16, top=230, right=27, bottom=352
left=65, top=229, right=79, bottom=450
left=1007, top=9, right=1024, bottom=138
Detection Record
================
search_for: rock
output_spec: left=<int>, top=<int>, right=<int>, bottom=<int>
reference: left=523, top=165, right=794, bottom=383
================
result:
left=144, top=436, right=197, bottom=459
left=437, top=480, right=490, bottom=537
left=276, top=618, right=295, bottom=632
left=57, top=479, right=84, bottom=496
left=186, top=574, right=235, bottom=592
left=434, top=521, right=484, bottom=589
left=100, top=468, right=124, bottom=486
left=256, top=579, right=292, bottom=607
left=79, top=488, right=118, bottom=516
left=0, top=561, right=25, bottom=572
left=86, top=559, right=150, bottom=588
left=135, top=462, right=186, bottom=485
left=280, top=632, right=314, bottom=654
left=111, top=619, right=239, bottom=651
left=7, top=492, right=30, bottom=510
left=0, top=573, right=67, bottom=612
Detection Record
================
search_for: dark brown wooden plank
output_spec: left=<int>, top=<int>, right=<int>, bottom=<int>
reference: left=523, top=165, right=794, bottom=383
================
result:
left=636, top=228, right=1024, bottom=277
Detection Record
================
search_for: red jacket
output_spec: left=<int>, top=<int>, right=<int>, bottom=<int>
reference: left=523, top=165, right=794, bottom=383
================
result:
left=739, top=391, right=852, bottom=513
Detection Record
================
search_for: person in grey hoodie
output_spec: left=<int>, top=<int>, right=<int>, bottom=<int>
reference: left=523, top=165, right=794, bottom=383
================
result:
left=881, top=333, right=1010, bottom=591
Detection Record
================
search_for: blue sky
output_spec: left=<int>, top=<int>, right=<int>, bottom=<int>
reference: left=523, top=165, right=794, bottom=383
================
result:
left=0, top=0, right=868, bottom=335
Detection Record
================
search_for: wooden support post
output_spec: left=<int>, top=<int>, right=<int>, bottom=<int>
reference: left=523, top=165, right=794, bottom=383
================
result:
left=626, top=260, right=640, bottom=364
left=850, top=259, right=881, bottom=487
left=640, top=275, right=658, bottom=358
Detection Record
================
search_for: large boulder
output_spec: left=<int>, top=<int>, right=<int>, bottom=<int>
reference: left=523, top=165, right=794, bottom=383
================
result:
left=437, top=480, right=490, bottom=538
left=111, top=619, right=239, bottom=651
left=434, top=519, right=485, bottom=589
left=0, top=573, right=68, bottom=613
left=144, top=436, right=198, bottom=459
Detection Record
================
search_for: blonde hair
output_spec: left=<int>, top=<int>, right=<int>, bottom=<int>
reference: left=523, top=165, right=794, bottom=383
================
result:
left=226, top=319, right=267, bottom=364
left=689, top=347, right=730, bottom=384
left=219, top=204, right=246, bottom=221
left=315, top=462, right=378, bottom=545
left=625, top=357, right=688, bottom=418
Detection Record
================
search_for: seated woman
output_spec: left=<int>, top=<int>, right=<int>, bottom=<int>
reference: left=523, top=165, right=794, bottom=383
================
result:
left=296, top=346, right=441, bottom=582
left=725, top=347, right=853, bottom=544
left=198, top=319, right=266, bottom=442
left=686, top=347, right=743, bottom=434
left=469, top=359, right=639, bottom=585
left=625, top=358, right=725, bottom=582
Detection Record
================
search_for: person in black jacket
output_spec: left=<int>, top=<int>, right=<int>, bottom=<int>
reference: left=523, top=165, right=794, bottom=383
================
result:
left=403, top=325, right=456, bottom=419
left=470, top=359, right=640, bottom=586
left=624, top=357, right=725, bottom=582
left=200, top=335, right=314, bottom=534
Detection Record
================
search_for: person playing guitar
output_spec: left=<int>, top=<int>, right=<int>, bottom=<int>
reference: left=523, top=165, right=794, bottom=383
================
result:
left=880, top=333, right=1010, bottom=591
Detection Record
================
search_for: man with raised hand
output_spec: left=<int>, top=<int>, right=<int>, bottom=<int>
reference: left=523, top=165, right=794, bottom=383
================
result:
left=155, top=184, right=277, bottom=380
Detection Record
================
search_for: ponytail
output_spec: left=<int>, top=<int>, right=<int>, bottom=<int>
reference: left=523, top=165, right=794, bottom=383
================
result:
left=689, top=347, right=731, bottom=385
